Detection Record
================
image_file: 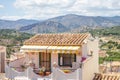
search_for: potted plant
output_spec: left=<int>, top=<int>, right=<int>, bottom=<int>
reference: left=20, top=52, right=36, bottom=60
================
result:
left=39, top=67, right=46, bottom=76
left=39, top=70, right=44, bottom=76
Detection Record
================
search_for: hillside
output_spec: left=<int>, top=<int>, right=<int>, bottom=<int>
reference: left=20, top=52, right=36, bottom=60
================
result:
left=0, top=14, right=120, bottom=33
left=89, top=26, right=120, bottom=37
left=48, top=14, right=120, bottom=28
left=19, top=21, right=68, bottom=33
left=18, top=14, right=120, bottom=33
left=0, top=19, right=39, bottom=29
left=0, top=29, right=33, bottom=57
left=89, top=26, right=120, bottom=47
left=89, top=26, right=120, bottom=64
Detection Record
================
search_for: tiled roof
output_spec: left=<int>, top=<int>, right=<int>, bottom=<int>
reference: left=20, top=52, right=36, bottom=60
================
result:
left=93, top=73, right=120, bottom=80
left=24, top=33, right=90, bottom=46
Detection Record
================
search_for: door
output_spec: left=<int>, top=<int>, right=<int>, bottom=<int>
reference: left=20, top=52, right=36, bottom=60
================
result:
left=39, top=52, right=51, bottom=71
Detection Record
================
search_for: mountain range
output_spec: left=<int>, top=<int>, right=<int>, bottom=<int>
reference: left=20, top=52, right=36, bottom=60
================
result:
left=0, top=19, right=39, bottom=29
left=0, top=14, right=120, bottom=33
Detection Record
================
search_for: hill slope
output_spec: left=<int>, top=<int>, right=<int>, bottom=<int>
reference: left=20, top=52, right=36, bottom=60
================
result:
left=19, top=21, right=68, bottom=33
left=19, top=14, right=120, bottom=33
left=48, top=14, right=120, bottom=28
left=0, top=29, right=33, bottom=57
left=89, top=26, right=120, bottom=37
left=0, top=19, right=39, bottom=29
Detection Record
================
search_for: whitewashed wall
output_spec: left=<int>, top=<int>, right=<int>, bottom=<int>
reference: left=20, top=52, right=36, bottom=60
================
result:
left=76, top=53, right=82, bottom=63
left=25, top=52, right=39, bottom=68
left=81, top=42, right=88, bottom=58
left=52, top=68, right=82, bottom=80
left=9, top=52, right=40, bottom=70
left=82, top=39, right=99, bottom=80
left=9, top=57, right=25, bottom=68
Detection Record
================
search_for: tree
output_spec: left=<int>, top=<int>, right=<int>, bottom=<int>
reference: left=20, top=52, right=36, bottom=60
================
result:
left=117, top=44, right=120, bottom=49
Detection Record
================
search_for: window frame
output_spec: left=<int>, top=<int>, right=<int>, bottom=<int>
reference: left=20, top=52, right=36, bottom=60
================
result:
left=58, top=53, right=76, bottom=67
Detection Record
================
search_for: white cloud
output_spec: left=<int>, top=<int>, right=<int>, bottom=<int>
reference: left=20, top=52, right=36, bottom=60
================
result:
left=14, top=0, right=75, bottom=19
left=0, top=4, right=4, bottom=8
left=13, top=0, right=120, bottom=19
left=14, top=0, right=76, bottom=9
left=67, top=0, right=120, bottom=16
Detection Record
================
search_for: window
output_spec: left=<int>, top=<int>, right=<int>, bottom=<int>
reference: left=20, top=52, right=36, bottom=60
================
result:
left=58, top=54, right=76, bottom=67
left=39, top=52, right=51, bottom=71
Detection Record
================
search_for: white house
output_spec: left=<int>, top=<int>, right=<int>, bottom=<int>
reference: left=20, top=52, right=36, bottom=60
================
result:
left=20, top=33, right=99, bottom=80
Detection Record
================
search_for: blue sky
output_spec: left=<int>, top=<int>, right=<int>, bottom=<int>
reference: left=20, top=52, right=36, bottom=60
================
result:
left=0, top=0, right=120, bottom=20
left=0, top=0, right=24, bottom=16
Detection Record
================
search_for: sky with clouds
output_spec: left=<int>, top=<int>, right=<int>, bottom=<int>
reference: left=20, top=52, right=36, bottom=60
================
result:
left=0, top=0, right=120, bottom=20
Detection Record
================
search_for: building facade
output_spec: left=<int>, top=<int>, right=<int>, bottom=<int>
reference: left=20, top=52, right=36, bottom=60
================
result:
left=20, top=33, right=99, bottom=80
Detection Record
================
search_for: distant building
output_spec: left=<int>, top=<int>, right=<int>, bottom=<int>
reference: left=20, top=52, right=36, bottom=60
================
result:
left=0, top=46, right=6, bottom=73
left=99, top=50, right=107, bottom=58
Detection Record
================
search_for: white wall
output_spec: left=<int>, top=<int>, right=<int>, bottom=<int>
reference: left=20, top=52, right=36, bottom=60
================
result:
left=82, top=39, right=99, bottom=80
left=25, top=52, right=39, bottom=68
left=82, top=43, right=88, bottom=58
left=76, top=53, right=82, bottom=63
left=9, top=57, right=25, bottom=68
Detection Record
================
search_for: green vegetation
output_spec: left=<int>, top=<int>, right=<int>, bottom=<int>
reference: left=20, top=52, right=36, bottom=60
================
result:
left=89, top=26, right=120, bottom=37
left=99, top=40, right=120, bottom=64
left=99, top=51, right=120, bottom=64
left=99, top=57, right=105, bottom=64
left=106, top=51, right=120, bottom=60
left=0, top=29, right=33, bottom=41
left=0, top=29, right=33, bottom=58
left=90, top=26, right=120, bottom=64
left=101, top=40, right=120, bottom=50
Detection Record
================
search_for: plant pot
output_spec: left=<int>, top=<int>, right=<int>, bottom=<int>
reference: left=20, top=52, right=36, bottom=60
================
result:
left=45, top=72, right=51, bottom=76
left=39, top=72, right=44, bottom=76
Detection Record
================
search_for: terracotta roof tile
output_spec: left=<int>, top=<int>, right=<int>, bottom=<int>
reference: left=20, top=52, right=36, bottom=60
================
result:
left=93, top=73, right=120, bottom=80
left=24, top=33, right=90, bottom=46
